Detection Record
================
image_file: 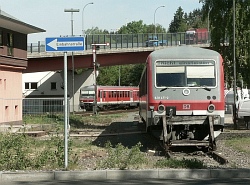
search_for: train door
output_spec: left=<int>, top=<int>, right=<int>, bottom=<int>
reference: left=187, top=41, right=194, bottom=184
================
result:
left=99, top=90, right=103, bottom=103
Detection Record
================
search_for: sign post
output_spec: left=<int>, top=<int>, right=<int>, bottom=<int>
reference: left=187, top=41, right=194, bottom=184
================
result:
left=63, top=52, right=68, bottom=168
left=46, top=36, right=84, bottom=169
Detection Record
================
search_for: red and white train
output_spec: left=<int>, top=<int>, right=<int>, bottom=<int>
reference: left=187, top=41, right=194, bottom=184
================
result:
left=79, top=85, right=139, bottom=111
left=139, top=46, right=225, bottom=150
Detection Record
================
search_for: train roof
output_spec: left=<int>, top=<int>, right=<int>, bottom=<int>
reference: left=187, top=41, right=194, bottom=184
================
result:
left=80, top=85, right=139, bottom=90
left=149, top=46, right=221, bottom=61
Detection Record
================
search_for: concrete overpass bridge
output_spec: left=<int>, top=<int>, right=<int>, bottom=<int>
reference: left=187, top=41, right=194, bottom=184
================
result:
left=25, top=32, right=210, bottom=73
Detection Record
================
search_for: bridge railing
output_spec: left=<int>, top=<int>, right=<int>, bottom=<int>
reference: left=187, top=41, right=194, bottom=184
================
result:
left=27, top=32, right=210, bottom=53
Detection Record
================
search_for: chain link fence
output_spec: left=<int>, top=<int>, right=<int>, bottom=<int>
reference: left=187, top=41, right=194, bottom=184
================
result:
left=22, top=98, right=69, bottom=125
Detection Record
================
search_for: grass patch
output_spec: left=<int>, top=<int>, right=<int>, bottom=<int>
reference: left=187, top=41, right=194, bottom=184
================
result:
left=225, top=137, right=250, bottom=154
left=23, top=113, right=125, bottom=131
left=96, top=141, right=148, bottom=170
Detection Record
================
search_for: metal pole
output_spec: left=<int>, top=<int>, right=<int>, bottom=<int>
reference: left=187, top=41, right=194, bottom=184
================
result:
left=208, top=8, right=212, bottom=43
left=154, top=6, right=165, bottom=38
left=92, top=45, right=97, bottom=115
left=64, top=8, right=79, bottom=113
left=63, top=52, right=68, bottom=169
left=82, top=2, right=94, bottom=36
left=91, top=43, right=109, bottom=114
left=233, top=0, right=237, bottom=129
left=119, top=65, right=120, bottom=86
left=71, top=12, right=75, bottom=114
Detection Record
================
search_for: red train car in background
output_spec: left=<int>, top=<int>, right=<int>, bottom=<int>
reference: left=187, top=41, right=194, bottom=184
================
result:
left=79, top=85, right=139, bottom=111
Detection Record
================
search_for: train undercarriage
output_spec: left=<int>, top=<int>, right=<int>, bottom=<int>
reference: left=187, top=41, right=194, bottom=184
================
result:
left=148, top=115, right=223, bottom=151
left=80, top=103, right=139, bottom=111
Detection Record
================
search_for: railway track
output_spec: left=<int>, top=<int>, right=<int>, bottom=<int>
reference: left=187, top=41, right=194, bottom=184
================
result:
left=75, top=108, right=139, bottom=116
left=151, top=129, right=229, bottom=165
left=162, top=145, right=228, bottom=165
left=207, top=151, right=228, bottom=165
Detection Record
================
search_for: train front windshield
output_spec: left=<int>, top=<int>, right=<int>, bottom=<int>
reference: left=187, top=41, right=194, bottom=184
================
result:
left=155, top=60, right=216, bottom=88
left=80, top=90, right=95, bottom=97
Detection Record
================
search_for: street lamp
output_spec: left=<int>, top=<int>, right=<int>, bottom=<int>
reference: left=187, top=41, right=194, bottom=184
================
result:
left=207, top=7, right=212, bottom=43
left=64, top=8, right=80, bottom=113
left=82, top=2, right=94, bottom=36
left=154, top=5, right=165, bottom=37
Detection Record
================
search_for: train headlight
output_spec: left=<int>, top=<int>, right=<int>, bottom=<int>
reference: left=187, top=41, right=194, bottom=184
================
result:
left=183, top=88, right=190, bottom=96
left=158, top=104, right=165, bottom=113
left=208, top=104, right=215, bottom=113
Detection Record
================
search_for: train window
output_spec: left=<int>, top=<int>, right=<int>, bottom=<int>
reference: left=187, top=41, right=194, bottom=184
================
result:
left=126, top=91, right=128, bottom=97
left=187, top=66, right=215, bottom=86
left=156, top=64, right=216, bottom=88
left=103, top=91, right=106, bottom=98
left=156, top=66, right=185, bottom=87
left=81, top=90, right=95, bottom=97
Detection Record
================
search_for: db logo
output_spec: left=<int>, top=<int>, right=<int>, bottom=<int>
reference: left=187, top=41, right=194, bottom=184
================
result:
left=183, top=104, right=190, bottom=109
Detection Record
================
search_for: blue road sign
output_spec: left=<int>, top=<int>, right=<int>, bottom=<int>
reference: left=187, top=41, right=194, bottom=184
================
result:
left=45, top=37, right=84, bottom=52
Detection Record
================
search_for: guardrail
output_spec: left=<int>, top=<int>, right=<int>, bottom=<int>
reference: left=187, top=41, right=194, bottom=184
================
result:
left=27, top=32, right=211, bottom=53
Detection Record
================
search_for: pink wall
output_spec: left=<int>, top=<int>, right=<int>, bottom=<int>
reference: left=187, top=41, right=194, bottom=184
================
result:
left=0, top=67, right=23, bottom=124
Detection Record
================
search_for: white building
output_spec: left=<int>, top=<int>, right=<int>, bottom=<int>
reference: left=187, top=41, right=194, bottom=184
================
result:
left=22, top=69, right=95, bottom=112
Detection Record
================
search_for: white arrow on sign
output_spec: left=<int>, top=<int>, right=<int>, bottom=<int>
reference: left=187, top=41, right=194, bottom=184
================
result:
left=47, top=39, right=84, bottom=50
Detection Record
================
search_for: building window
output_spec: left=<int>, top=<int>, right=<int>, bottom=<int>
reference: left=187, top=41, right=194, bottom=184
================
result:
left=7, top=33, right=13, bottom=56
left=15, top=105, right=18, bottom=115
left=31, top=82, right=37, bottom=89
left=51, top=82, right=57, bottom=90
left=5, top=106, right=9, bottom=120
left=4, top=79, right=6, bottom=90
left=25, top=82, right=38, bottom=90
left=25, top=83, right=29, bottom=89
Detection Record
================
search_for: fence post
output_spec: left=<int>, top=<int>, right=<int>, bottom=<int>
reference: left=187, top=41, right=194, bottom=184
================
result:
left=30, top=43, right=32, bottom=53
left=110, top=34, right=112, bottom=49
left=38, top=41, right=40, bottom=53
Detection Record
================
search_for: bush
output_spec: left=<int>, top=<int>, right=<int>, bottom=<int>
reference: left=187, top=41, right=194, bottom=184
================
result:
left=0, top=132, right=76, bottom=171
left=97, top=141, right=148, bottom=170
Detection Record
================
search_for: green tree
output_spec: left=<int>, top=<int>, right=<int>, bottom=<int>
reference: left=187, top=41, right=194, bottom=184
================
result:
left=168, top=7, right=205, bottom=33
left=85, top=27, right=109, bottom=34
left=118, top=20, right=166, bottom=34
left=118, top=20, right=147, bottom=34
left=97, top=66, right=119, bottom=86
left=169, top=7, right=187, bottom=33
left=97, top=64, right=145, bottom=86
left=200, top=0, right=250, bottom=87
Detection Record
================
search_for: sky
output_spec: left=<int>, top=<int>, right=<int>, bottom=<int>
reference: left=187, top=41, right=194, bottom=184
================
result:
left=0, top=0, right=202, bottom=43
